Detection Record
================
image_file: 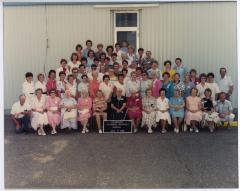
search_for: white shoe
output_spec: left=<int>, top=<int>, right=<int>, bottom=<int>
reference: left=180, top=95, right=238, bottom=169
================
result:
left=41, top=129, right=46, bottom=136
left=183, top=124, right=188, bottom=132
left=148, top=128, right=153, bottom=134
left=134, top=128, right=138, bottom=133
left=161, top=128, right=167, bottom=134
left=194, top=128, right=199, bottom=133
left=98, top=129, right=103, bottom=134
left=51, top=129, right=57, bottom=135
left=37, top=129, right=42, bottom=136
left=82, top=129, right=86, bottom=134
left=174, top=128, right=179, bottom=133
left=85, top=128, right=89, bottom=133
left=189, top=128, right=193, bottom=132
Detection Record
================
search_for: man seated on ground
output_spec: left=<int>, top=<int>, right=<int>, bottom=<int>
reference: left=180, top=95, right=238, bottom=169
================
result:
left=216, top=92, right=235, bottom=128
left=11, top=94, right=31, bottom=133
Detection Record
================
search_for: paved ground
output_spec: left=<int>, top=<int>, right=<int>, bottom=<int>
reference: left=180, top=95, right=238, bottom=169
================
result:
left=4, top=115, right=238, bottom=189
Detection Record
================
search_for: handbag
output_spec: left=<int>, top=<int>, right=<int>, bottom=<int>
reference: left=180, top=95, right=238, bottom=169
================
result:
left=63, top=110, right=76, bottom=120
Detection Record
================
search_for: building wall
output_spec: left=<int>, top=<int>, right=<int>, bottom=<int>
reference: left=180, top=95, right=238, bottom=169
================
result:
left=3, top=2, right=237, bottom=109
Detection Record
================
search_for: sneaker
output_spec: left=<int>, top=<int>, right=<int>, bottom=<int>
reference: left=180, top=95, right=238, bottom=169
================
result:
left=189, top=128, right=193, bottom=132
left=134, top=128, right=138, bottom=133
left=194, top=128, right=199, bottom=133
left=41, top=129, right=46, bottom=136
left=82, top=129, right=86, bottom=134
left=98, top=129, right=103, bottom=134
left=51, top=129, right=57, bottom=135
left=174, top=128, right=179, bottom=133
left=148, top=128, right=153, bottom=134
left=161, top=128, right=167, bottom=134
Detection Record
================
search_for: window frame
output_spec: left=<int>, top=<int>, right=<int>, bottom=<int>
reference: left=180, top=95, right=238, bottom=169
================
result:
left=113, top=10, right=139, bottom=51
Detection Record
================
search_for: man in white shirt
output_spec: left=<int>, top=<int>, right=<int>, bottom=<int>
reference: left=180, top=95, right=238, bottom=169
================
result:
left=11, top=94, right=32, bottom=133
left=218, top=67, right=234, bottom=100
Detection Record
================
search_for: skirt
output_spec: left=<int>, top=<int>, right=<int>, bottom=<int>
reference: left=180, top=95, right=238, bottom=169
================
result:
left=185, top=111, right=202, bottom=125
left=47, top=111, right=61, bottom=126
left=127, top=110, right=142, bottom=119
left=156, top=111, right=171, bottom=124
left=141, top=111, right=157, bottom=128
left=31, top=112, right=48, bottom=130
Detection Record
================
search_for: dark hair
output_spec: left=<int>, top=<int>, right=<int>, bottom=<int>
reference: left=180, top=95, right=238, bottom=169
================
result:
left=94, top=57, right=99, bottom=62
left=138, top=48, right=144, bottom=52
left=104, top=57, right=110, bottom=61
left=75, top=44, right=83, bottom=51
left=164, top=60, right=172, bottom=66
left=97, top=43, right=103, bottom=48
left=118, top=73, right=124, bottom=79
left=81, top=74, right=88, bottom=79
left=122, top=69, right=128, bottom=73
left=103, top=75, right=110, bottom=81
left=100, top=52, right=106, bottom=58
left=113, top=62, right=119, bottom=67
left=91, top=64, right=97, bottom=68
left=48, top=70, right=56, bottom=78
left=35, top=88, right=43, bottom=94
left=60, top=58, right=67, bottom=64
left=191, top=87, right=198, bottom=94
left=219, top=92, right=226, bottom=97
left=162, top=72, right=170, bottom=78
left=190, top=69, right=197, bottom=74
left=207, top=72, right=215, bottom=78
left=79, top=64, right=86, bottom=68
left=136, top=67, right=142, bottom=72
left=204, top=88, right=212, bottom=95
left=72, top=67, right=79, bottom=73
left=115, top=42, right=121, bottom=47
left=152, top=60, right=159, bottom=65
left=111, top=53, right=117, bottom=57
left=142, top=71, right=148, bottom=77
left=199, top=73, right=207, bottom=80
left=25, top=72, right=33, bottom=78
left=67, top=74, right=74, bottom=81
left=122, top=60, right=128, bottom=65
left=87, top=50, right=95, bottom=57
left=81, top=57, right=87, bottom=62
left=70, top=53, right=78, bottom=61
left=175, top=57, right=182, bottom=62
left=59, top=71, right=66, bottom=77
left=86, top=40, right=92, bottom=46
left=159, top=88, right=166, bottom=94
left=106, top=45, right=114, bottom=52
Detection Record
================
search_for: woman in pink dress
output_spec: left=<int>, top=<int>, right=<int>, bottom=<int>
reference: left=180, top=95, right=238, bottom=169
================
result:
left=185, top=87, right=202, bottom=133
left=126, top=89, right=142, bottom=133
left=89, top=71, right=100, bottom=98
left=46, top=70, right=57, bottom=94
left=151, top=71, right=162, bottom=98
left=45, top=89, right=61, bottom=135
left=77, top=89, right=92, bottom=134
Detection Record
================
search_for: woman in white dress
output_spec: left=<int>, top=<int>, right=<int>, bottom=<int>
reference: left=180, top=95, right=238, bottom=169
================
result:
left=22, top=72, right=35, bottom=104
left=35, top=73, right=47, bottom=97
left=156, top=88, right=171, bottom=133
left=31, top=88, right=48, bottom=136
left=66, top=74, right=77, bottom=99
left=125, top=71, right=140, bottom=97
left=60, top=89, right=77, bottom=131
left=67, top=53, right=81, bottom=73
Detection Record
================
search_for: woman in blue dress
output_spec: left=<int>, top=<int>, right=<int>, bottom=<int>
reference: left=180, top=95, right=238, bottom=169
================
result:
left=169, top=89, right=185, bottom=133
left=183, top=73, right=195, bottom=100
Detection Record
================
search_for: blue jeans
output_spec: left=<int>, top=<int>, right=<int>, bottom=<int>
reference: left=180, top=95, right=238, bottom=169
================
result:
left=15, top=115, right=31, bottom=133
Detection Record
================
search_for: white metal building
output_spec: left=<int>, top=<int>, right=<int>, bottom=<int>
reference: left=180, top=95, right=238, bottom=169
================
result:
left=3, top=1, right=237, bottom=110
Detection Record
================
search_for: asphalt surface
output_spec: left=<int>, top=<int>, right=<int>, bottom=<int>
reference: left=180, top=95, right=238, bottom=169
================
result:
left=4, top=115, right=238, bottom=189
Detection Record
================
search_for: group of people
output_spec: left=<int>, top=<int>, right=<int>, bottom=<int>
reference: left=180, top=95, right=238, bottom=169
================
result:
left=10, top=40, right=235, bottom=135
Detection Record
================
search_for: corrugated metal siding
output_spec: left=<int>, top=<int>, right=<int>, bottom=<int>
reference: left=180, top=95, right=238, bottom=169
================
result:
left=140, top=2, right=237, bottom=107
left=4, top=2, right=237, bottom=109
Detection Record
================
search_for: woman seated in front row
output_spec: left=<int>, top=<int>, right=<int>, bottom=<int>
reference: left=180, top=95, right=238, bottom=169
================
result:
left=31, top=88, right=49, bottom=136
left=77, top=89, right=92, bottom=134
left=156, top=88, right=171, bottom=134
left=93, top=90, right=108, bottom=134
left=201, top=88, right=220, bottom=133
left=185, top=87, right=202, bottom=133
left=141, top=88, right=157, bottom=134
left=110, top=88, right=127, bottom=120
left=60, top=89, right=78, bottom=132
left=126, top=88, right=142, bottom=133
left=169, top=89, right=185, bottom=133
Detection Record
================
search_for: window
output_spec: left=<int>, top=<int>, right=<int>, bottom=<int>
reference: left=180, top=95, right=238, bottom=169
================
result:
left=114, top=11, right=139, bottom=51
